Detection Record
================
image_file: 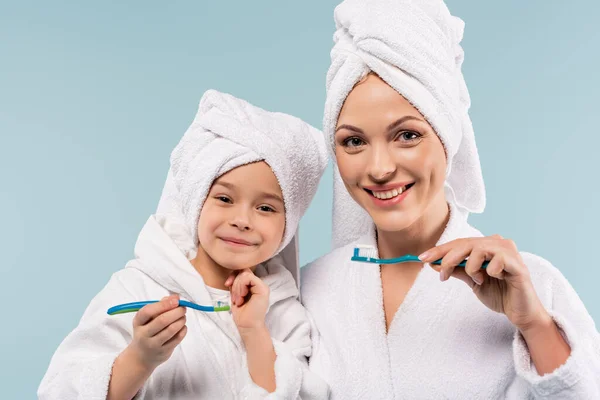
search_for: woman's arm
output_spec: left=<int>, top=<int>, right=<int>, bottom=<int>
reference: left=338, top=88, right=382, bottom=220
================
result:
left=519, top=313, right=571, bottom=375
left=510, top=254, right=600, bottom=399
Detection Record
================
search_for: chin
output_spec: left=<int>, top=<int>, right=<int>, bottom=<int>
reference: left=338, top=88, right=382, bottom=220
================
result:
left=214, top=254, right=257, bottom=270
left=370, top=208, right=421, bottom=233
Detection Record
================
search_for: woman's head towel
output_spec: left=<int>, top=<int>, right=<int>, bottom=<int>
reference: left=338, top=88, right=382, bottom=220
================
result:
left=324, top=0, right=486, bottom=248
left=156, top=89, right=328, bottom=283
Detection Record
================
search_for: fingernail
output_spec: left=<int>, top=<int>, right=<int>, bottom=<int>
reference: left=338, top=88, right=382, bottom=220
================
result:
left=439, top=270, right=446, bottom=281
left=170, top=296, right=178, bottom=306
left=418, top=252, right=430, bottom=261
left=472, top=275, right=483, bottom=286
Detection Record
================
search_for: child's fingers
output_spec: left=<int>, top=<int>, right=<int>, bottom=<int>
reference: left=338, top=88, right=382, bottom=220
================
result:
left=154, top=315, right=187, bottom=346
left=232, top=269, right=255, bottom=306
left=231, top=275, right=242, bottom=306
left=134, top=295, right=179, bottom=326
left=238, top=269, right=268, bottom=297
left=145, top=306, right=187, bottom=337
left=231, top=271, right=242, bottom=305
left=237, top=273, right=251, bottom=297
left=163, top=324, right=187, bottom=348
left=224, top=272, right=237, bottom=288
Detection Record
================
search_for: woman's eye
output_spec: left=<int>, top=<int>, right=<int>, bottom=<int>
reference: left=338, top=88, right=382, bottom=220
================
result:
left=397, top=131, right=421, bottom=141
left=342, top=137, right=365, bottom=147
left=217, top=196, right=231, bottom=203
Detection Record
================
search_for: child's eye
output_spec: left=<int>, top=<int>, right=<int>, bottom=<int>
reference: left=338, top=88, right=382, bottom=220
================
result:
left=216, top=196, right=232, bottom=203
left=258, top=205, right=275, bottom=213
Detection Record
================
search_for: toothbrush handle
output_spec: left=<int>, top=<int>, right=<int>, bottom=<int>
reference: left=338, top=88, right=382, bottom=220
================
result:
left=179, top=300, right=223, bottom=312
left=430, top=259, right=489, bottom=269
left=107, top=301, right=159, bottom=315
left=107, top=300, right=227, bottom=315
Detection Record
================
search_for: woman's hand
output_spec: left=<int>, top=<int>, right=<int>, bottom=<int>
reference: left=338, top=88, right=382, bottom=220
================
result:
left=419, top=235, right=572, bottom=374
left=419, top=235, right=550, bottom=333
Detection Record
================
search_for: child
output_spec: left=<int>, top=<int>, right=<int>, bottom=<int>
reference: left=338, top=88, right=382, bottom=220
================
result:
left=38, top=90, right=330, bottom=399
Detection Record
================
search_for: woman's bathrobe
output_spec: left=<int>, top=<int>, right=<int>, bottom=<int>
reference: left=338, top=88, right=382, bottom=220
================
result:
left=301, top=210, right=600, bottom=399
left=38, top=215, right=330, bottom=400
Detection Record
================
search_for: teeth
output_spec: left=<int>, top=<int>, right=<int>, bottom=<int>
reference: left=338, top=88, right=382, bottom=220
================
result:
left=372, top=186, right=407, bottom=200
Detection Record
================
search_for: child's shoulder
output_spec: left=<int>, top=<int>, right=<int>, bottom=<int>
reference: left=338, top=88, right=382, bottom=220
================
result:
left=260, top=256, right=300, bottom=301
left=103, top=265, right=169, bottom=300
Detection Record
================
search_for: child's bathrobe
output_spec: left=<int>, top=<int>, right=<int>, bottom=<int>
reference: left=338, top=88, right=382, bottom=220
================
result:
left=301, top=209, right=600, bottom=399
left=38, top=215, right=330, bottom=400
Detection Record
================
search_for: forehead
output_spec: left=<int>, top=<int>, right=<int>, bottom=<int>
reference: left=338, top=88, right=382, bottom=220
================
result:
left=213, top=161, right=282, bottom=195
left=338, top=75, right=423, bottom=128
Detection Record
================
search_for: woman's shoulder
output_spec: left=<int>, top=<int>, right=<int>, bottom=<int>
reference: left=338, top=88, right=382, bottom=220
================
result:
left=303, top=241, right=355, bottom=274
left=519, top=251, right=563, bottom=279
left=518, top=251, right=574, bottom=302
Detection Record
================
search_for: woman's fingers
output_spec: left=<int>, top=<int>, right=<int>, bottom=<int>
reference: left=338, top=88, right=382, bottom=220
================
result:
left=464, top=247, right=488, bottom=285
left=437, top=244, right=472, bottom=282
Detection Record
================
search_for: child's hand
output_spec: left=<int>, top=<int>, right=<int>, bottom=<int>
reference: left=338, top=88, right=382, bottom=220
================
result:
left=127, top=294, right=188, bottom=370
left=225, top=269, right=270, bottom=334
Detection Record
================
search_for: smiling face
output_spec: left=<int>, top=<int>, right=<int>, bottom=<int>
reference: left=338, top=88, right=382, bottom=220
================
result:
left=334, top=73, right=448, bottom=234
left=196, top=161, right=286, bottom=271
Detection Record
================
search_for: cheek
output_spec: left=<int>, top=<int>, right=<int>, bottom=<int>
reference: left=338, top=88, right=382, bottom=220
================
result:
left=197, top=205, right=220, bottom=241
left=336, top=150, right=365, bottom=184
left=418, top=149, right=446, bottom=189
left=261, top=217, right=286, bottom=249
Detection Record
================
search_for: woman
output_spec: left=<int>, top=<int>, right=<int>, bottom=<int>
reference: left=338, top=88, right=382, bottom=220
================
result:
left=300, top=0, right=600, bottom=398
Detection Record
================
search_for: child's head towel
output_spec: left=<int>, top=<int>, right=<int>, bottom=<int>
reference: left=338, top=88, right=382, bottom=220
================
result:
left=156, top=89, right=328, bottom=284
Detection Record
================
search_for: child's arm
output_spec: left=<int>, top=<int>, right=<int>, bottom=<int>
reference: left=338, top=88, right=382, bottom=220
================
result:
left=239, top=325, right=277, bottom=392
left=38, top=273, right=137, bottom=400
left=108, top=295, right=187, bottom=400
left=227, top=267, right=331, bottom=399
left=226, top=269, right=276, bottom=392
left=37, top=270, right=187, bottom=400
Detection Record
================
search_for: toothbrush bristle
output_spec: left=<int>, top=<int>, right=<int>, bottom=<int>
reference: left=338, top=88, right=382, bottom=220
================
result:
left=355, top=244, right=377, bottom=259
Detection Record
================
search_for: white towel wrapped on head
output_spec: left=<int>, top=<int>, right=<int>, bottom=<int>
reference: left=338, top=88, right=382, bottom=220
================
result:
left=324, top=0, right=486, bottom=248
left=157, top=89, right=328, bottom=284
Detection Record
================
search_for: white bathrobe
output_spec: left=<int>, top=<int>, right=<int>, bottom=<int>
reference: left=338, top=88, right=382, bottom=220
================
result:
left=301, top=208, right=600, bottom=399
left=38, top=215, right=330, bottom=400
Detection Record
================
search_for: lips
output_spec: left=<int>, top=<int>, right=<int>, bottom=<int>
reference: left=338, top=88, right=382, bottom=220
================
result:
left=364, top=182, right=415, bottom=201
left=219, top=237, right=255, bottom=246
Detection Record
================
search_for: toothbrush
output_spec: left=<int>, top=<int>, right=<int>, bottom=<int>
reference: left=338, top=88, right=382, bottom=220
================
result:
left=351, top=244, right=489, bottom=269
left=107, top=300, right=230, bottom=315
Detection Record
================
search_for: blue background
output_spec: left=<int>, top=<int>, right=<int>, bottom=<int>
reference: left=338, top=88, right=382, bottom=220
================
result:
left=1, top=1, right=598, bottom=397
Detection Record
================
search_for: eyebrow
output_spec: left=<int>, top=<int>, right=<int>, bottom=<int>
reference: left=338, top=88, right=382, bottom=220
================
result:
left=386, top=116, right=425, bottom=131
left=214, top=181, right=284, bottom=204
left=335, top=116, right=425, bottom=134
left=260, top=192, right=285, bottom=204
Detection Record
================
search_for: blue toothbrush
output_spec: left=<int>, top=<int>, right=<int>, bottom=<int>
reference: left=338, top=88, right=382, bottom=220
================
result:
left=107, top=300, right=230, bottom=315
left=351, top=244, right=489, bottom=269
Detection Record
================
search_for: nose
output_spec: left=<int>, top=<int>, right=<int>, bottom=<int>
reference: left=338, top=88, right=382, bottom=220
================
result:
left=367, top=144, right=396, bottom=183
left=229, top=210, right=252, bottom=231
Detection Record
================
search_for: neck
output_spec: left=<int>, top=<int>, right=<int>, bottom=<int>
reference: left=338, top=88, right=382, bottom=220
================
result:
left=376, top=193, right=451, bottom=259
left=190, top=245, right=231, bottom=290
